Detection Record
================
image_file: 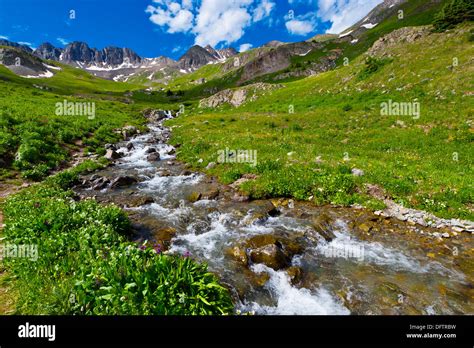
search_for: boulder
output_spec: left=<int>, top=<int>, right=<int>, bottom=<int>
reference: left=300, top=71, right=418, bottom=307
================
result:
left=110, top=175, right=138, bottom=189
left=311, top=213, right=336, bottom=242
left=286, top=266, right=303, bottom=285
left=104, top=149, right=121, bottom=160
left=246, top=234, right=303, bottom=270
left=187, top=191, right=202, bottom=203
left=226, top=246, right=248, bottom=266
left=126, top=142, right=134, bottom=151
left=146, top=147, right=157, bottom=154
left=104, top=143, right=117, bottom=150
left=147, top=153, right=161, bottom=162
left=250, top=244, right=288, bottom=270
left=153, top=227, right=177, bottom=248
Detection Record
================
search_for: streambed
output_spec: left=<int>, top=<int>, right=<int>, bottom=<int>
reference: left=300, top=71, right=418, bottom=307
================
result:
left=74, top=114, right=474, bottom=315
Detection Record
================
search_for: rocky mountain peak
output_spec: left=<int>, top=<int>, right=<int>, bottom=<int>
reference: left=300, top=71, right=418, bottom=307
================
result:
left=34, top=42, right=62, bottom=61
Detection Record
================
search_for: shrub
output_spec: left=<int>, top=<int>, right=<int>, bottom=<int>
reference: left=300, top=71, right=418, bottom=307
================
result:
left=432, top=0, right=474, bottom=32
left=358, top=56, right=391, bottom=80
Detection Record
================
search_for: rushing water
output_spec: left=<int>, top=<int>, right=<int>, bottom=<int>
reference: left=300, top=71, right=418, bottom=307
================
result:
left=75, top=114, right=474, bottom=315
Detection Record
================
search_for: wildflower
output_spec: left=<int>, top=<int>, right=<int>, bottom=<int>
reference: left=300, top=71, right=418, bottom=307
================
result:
left=184, top=250, right=191, bottom=258
left=153, top=243, right=162, bottom=254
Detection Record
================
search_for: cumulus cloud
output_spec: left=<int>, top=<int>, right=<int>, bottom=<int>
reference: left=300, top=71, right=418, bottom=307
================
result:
left=0, top=35, right=9, bottom=40
left=317, top=0, right=383, bottom=33
left=146, top=0, right=194, bottom=33
left=285, top=11, right=317, bottom=36
left=285, top=19, right=315, bottom=35
left=239, top=43, right=253, bottom=52
left=146, top=0, right=275, bottom=47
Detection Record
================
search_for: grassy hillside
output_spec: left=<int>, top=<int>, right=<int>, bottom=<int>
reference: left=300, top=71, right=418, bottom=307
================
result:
left=0, top=62, right=180, bottom=181
left=167, top=23, right=474, bottom=220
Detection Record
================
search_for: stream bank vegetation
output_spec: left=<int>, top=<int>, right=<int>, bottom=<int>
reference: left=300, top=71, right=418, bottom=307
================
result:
left=1, top=161, right=233, bottom=314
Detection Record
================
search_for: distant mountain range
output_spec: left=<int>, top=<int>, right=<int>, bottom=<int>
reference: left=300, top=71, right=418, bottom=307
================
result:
left=0, top=0, right=438, bottom=87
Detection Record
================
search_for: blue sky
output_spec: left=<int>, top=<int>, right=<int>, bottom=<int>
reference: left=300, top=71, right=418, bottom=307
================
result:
left=0, top=0, right=382, bottom=59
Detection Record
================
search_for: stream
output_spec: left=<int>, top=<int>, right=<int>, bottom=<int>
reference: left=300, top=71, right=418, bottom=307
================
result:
left=74, top=113, right=474, bottom=315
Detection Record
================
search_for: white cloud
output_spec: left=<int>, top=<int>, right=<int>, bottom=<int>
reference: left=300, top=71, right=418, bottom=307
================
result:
left=317, top=0, right=383, bottom=34
left=239, top=43, right=253, bottom=52
left=285, top=19, right=315, bottom=35
left=284, top=11, right=317, bottom=36
left=0, top=35, right=9, bottom=40
left=146, top=1, right=194, bottom=33
left=146, top=0, right=274, bottom=47
left=253, top=0, right=275, bottom=22
left=57, top=37, right=70, bottom=45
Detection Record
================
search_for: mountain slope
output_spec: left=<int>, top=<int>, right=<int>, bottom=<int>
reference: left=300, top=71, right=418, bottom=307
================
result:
left=161, top=0, right=449, bottom=97
left=167, top=22, right=474, bottom=220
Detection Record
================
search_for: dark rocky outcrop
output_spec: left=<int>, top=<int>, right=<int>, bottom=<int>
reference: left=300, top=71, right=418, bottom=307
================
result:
left=34, top=42, right=62, bottom=61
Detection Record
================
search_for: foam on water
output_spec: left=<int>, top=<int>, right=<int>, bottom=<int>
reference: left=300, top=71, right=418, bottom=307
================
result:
left=169, top=212, right=235, bottom=259
left=241, top=264, right=350, bottom=315
left=316, top=221, right=464, bottom=279
left=140, top=173, right=203, bottom=193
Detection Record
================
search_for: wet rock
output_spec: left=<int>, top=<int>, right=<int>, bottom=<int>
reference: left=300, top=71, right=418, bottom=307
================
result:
left=187, top=191, right=202, bottom=203
left=167, top=148, right=176, bottom=155
left=246, top=234, right=303, bottom=269
left=311, top=213, right=336, bottom=242
left=226, top=246, right=248, bottom=266
left=286, top=266, right=302, bottom=285
left=358, top=223, right=372, bottom=233
left=92, top=177, right=110, bottom=190
left=104, top=144, right=117, bottom=150
left=253, top=200, right=279, bottom=217
left=201, top=188, right=220, bottom=200
left=244, top=212, right=268, bottom=225
left=110, top=175, right=138, bottom=189
left=104, top=149, right=121, bottom=160
left=89, top=174, right=100, bottom=181
left=153, top=227, right=177, bottom=248
left=250, top=244, right=288, bottom=270
left=247, top=270, right=270, bottom=287
left=180, top=170, right=192, bottom=176
left=147, top=153, right=161, bottom=162
left=127, top=196, right=155, bottom=207
left=126, top=142, right=134, bottom=151
left=157, top=169, right=172, bottom=177
left=146, top=147, right=157, bottom=154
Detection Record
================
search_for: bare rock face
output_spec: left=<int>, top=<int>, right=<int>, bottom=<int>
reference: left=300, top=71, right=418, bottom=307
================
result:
left=367, top=26, right=431, bottom=57
left=199, top=83, right=283, bottom=108
left=34, top=42, right=62, bottom=60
